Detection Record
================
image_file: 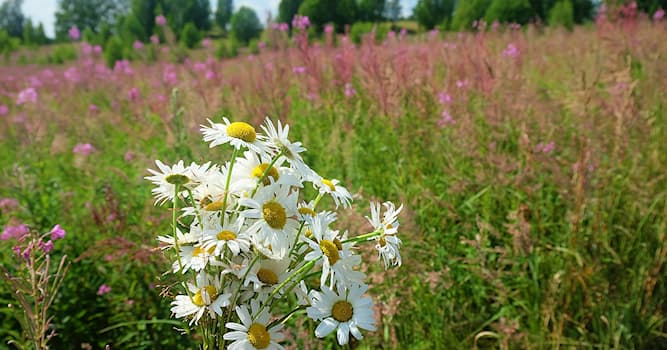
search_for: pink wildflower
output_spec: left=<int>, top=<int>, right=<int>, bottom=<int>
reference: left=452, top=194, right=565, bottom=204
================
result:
left=89, top=104, right=99, bottom=113
left=73, top=143, right=96, bottom=156
left=69, top=26, right=80, bottom=40
left=93, top=45, right=102, bottom=54
left=0, top=105, right=8, bottom=115
left=202, top=37, right=211, bottom=48
left=128, top=87, right=140, bottom=101
left=292, top=66, right=306, bottom=74
left=150, top=35, right=159, bottom=45
left=155, top=15, right=167, bottom=26
left=124, top=151, right=135, bottom=162
left=344, top=83, right=356, bottom=97
left=292, top=15, right=310, bottom=30
left=0, top=198, right=19, bottom=211
left=97, top=284, right=112, bottom=295
left=502, top=43, right=520, bottom=58
left=324, top=24, right=334, bottom=34
left=654, top=8, right=665, bottom=21
left=40, top=240, right=54, bottom=253
left=438, top=91, right=452, bottom=104
left=50, top=224, right=66, bottom=240
left=16, top=87, right=38, bottom=105
left=133, top=40, right=144, bottom=50
left=1, top=224, right=29, bottom=241
left=205, top=70, right=216, bottom=80
left=438, top=110, right=455, bottom=127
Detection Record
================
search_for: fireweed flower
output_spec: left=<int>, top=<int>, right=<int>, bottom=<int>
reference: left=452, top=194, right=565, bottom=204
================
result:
left=72, top=143, right=96, bottom=156
left=97, top=284, right=112, bottom=295
left=1, top=224, right=29, bottom=241
left=133, top=40, right=144, bottom=50
left=307, top=284, right=376, bottom=345
left=155, top=15, right=167, bottom=26
left=50, top=224, right=66, bottom=240
left=223, top=301, right=285, bottom=350
left=16, top=87, right=38, bottom=105
left=68, top=26, right=80, bottom=40
left=0, top=104, right=8, bottom=115
left=201, top=118, right=267, bottom=154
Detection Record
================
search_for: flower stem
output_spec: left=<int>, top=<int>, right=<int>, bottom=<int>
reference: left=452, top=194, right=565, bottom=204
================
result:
left=221, top=148, right=239, bottom=226
left=252, top=260, right=316, bottom=320
left=172, top=184, right=184, bottom=273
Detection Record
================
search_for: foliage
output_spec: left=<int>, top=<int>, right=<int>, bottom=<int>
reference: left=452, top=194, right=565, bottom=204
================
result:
left=485, top=0, right=536, bottom=24
left=230, top=6, right=262, bottom=44
left=179, top=22, right=200, bottom=48
left=0, top=29, right=19, bottom=60
left=278, top=0, right=304, bottom=25
left=549, top=0, right=575, bottom=30
left=129, top=0, right=160, bottom=41
left=215, top=0, right=233, bottom=31
left=0, top=0, right=25, bottom=38
left=298, top=0, right=358, bottom=32
left=163, top=0, right=211, bottom=35
left=451, top=0, right=490, bottom=30
left=358, top=0, right=387, bottom=21
left=104, top=36, right=124, bottom=67
left=414, top=0, right=456, bottom=29
left=54, top=0, right=128, bottom=41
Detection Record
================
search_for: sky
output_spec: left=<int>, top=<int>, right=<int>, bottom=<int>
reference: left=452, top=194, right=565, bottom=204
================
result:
left=20, top=0, right=419, bottom=38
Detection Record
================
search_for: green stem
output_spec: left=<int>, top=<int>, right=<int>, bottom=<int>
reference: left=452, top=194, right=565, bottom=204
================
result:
left=252, top=260, right=316, bottom=320
left=172, top=184, right=184, bottom=273
left=221, top=254, right=260, bottom=348
left=221, top=148, right=239, bottom=226
left=185, top=187, right=202, bottom=229
left=267, top=306, right=307, bottom=328
left=341, top=229, right=383, bottom=244
left=288, top=192, right=324, bottom=258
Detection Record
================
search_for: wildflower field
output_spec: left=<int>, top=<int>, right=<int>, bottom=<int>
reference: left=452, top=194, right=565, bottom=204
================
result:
left=1, top=19, right=667, bottom=350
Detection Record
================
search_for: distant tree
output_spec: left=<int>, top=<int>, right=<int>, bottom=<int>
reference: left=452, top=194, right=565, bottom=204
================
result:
left=35, top=22, right=49, bottom=44
left=414, top=0, right=456, bottom=29
left=451, top=0, right=490, bottom=30
left=0, top=0, right=25, bottom=38
left=120, top=14, right=146, bottom=43
left=163, top=0, right=211, bottom=34
left=180, top=21, right=200, bottom=48
left=548, top=0, right=574, bottom=29
left=230, top=6, right=262, bottom=44
left=358, top=0, right=386, bottom=21
left=571, top=0, right=594, bottom=23
left=130, top=0, right=160, bottom=41
left=485, top=0, right=535, bottom=24
left=298, top=0, right=357, bottom=31
left=0, top=29, right=20, bottom=59
left=22, top=18, right=48, bottom=45
left=384, top=0, right=402, bottom=21
left=278, top=0, right=303, bottom=25
left=55, top=0, right=128, bottom=40
left=215, top=0, right=233, bottom=31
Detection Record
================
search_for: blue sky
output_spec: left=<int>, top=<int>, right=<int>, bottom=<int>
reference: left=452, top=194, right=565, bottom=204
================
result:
left=21, top=0, right=419, bottom=38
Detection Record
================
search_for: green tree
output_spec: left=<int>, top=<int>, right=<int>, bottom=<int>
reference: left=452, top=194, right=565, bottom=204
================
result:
left=130, top=0, right=160, bottom=41
left=548, top=0, right=574, bottom=29
left=163, top=0, right=211, bottom=34
left=298, top=0, right=358, bottom=32
left=120, top=14, right=146, bottom=43
left=180, top=21, right=200, bottom=48
left=215, top=0, right=233, bottom=31
left=35, top=22, right=49, bottom=44
left=22, top=18, right=35, bottom=44
left=414, top=0, right=456, bottom=29
left=0, top=0, right=25, bottom=38
left=358, top=0, right=386, bottom=21
left=54, top=0, right=128, bottom=40
left=485, top=0, right=535, bottom=24
left=384, top=0, right=402, bottom=21
left=278, top=0, right=303, bottom=24
left=571, top=0, right=594, bottom=23
left=230, top=6, right=262, bottom=44
left=451, top=0, right=489, bottom=30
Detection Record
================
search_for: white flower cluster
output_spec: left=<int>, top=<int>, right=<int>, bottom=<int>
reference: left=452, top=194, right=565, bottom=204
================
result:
left=146, top=117, right=403, bottom=348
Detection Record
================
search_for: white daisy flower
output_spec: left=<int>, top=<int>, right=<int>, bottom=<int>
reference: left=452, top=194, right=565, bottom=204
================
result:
left=145, top=160, right=190, bottom=205
left=238, top=184, right=299, bottom=259
left=261, top=117, right=314, bottom=176
left=376, top=235, right=402, bottom=268
left=231, top=151, right=303, bottom=192
left=313, top=177, right=353, bottom=208
left=173, top=243, right=220, bottom=273
left=158, top=227, right=199, bottom=250
left=201, top=117, right=267, bottom=154
left=171, top=273, right=231, bottom=325
left=366, top=201, right=403, bottom=268
left=224, top=301, right=285, bottom=350
left=241, top=256, right=291, bottom=294
left=201, top=216, right=251, bottom=257
left=303, top=214, right=365, bottom=288
left=307, top=284, right=376, bottom=345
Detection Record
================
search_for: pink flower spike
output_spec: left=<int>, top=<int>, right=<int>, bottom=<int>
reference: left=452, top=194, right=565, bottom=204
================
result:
left=69, top=26, right=80, bottom=41
left=97, top=284, right=112, bottom=295
left=292, top=66, right=306, bottom=74
left=155, top=15, right=167, bottom=26
left=0, top=105, right=8, bottom=115
left=128, top=87, right=140, bottom=101
left=133, top=40, right=144, bottom=50
left=150, top=35, right=160, bottom=45
left=50, top=224, right=66, bottom=240
left=40, top=240, right=54, bottom=253
left=654, top=8, right=665, bottom=21
left=16, top=87, right=38, bottom=105
left=73, top=143, right=96, bottom=156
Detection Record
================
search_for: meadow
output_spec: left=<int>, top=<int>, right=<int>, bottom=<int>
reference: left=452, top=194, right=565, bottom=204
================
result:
left=1, top=18, right=667, bottom=349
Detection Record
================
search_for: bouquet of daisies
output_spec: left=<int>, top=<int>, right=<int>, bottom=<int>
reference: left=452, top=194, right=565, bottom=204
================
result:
left=146, top=117, right=402, bottom=349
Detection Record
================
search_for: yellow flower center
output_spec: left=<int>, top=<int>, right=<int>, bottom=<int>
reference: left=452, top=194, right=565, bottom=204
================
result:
left=257, top=268, right=278, bottom=285
left=262, top=201, right=287, bottom=229
left=322, top=179, right=336, bottom=191
left=298, top=207, right=316, bottom=217
left=165, top=174, right=190, bottom=185
left=331, top=300, right=353, bottom=322
left=319, top=239, right=340, bottom=265
left=227, top=122, right=256, bottom=142
left=204, top=200, right=224, bottom=211
left=304, top=229, right=313, bottom=238
left=217, top=230, right=236, bottom=241
left=379, top=236, right=387, bottom=247
left=251, top=163, right=280, bottom=185
left=247, top=323, right=270, bottom=349
left=192, top=245, right=215, bottom=256
left=333, top=238, right=343, bottom=250
left=192, top=285, right=217, bottom=306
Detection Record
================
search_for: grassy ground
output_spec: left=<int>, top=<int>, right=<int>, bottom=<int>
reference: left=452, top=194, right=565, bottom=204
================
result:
left=1, top=21, right=666, bottom=349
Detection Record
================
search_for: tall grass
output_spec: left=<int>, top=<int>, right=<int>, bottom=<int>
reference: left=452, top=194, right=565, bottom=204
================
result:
left=1, top=19, right=666, bottom=349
